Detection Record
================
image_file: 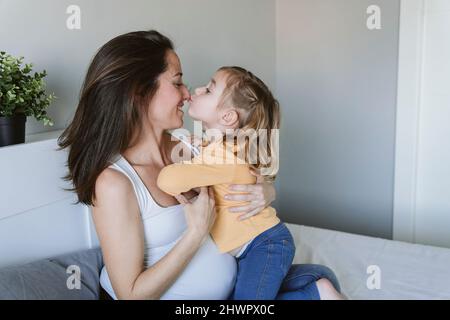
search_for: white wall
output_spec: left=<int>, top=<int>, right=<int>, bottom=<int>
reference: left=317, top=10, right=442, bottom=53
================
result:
left=0, top=0, right=276, bottom=134
left=414, top=0, right=450, bottom=248
left=394, top=0, right=450, bottom=248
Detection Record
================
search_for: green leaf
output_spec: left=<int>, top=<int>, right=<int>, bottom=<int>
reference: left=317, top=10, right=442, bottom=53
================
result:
left=0, top=51, right=55, bottom=125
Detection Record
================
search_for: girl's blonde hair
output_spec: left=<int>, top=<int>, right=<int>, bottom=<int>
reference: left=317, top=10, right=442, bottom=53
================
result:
left=217, top=66, right=280, bottom=178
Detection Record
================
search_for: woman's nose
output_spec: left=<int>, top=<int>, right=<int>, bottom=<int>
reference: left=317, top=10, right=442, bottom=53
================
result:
left=194, top=87, right=203, bottom=96
left=182, top=86, right=191, bottom=101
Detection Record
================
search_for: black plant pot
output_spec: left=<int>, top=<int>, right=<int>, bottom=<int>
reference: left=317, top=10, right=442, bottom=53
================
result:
left=0, top=114, right=27, bottom=147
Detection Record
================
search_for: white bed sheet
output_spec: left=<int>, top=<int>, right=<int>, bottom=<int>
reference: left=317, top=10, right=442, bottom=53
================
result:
left=286, top=223, right=450, bottom=299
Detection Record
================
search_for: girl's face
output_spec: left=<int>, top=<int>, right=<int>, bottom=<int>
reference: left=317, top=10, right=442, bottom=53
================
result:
left=146, top=50, right=190, bottom=130
left=188, top=70, right=228, bottom=129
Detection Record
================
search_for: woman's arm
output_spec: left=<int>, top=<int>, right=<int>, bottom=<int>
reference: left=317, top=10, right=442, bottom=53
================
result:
left=92, top=168, right=215, bottom=300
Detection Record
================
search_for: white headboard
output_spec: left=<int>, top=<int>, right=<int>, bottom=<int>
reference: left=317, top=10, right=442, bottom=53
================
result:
left=0, top=131, right=99, bottom=268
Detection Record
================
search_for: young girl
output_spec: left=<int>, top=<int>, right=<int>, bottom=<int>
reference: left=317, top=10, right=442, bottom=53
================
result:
left=157, top=66, right=339, bottom=300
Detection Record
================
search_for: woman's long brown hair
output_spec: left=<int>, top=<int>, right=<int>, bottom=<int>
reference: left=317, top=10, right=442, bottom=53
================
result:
left=58, top=30, right=173, bottom=206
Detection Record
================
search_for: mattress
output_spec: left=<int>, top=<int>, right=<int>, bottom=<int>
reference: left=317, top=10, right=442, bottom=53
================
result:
left=286, top=223, right=450, bottom=299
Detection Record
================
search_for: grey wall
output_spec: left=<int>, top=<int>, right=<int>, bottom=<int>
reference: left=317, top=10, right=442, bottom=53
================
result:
left=2, top=0, right=401, bottom=240
left=0, top=0, right=275, bottom=134
left=275, top=0, right=400, bottom=239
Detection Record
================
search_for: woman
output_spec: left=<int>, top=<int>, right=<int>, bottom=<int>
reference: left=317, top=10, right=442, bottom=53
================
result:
left=58, top=30, right=342, bottom=300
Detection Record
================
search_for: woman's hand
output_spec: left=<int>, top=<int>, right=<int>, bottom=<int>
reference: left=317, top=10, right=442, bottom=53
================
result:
left=175, top=187, right=216, bottom=241
left=225, top=171, right=276, bottom=221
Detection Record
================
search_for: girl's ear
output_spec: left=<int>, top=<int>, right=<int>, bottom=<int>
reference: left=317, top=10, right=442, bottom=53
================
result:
left=219, top=108, right=239, bottom=127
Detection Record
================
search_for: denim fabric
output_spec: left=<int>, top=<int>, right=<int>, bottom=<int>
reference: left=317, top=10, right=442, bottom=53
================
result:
left=229, top=222, right=340, bottom=300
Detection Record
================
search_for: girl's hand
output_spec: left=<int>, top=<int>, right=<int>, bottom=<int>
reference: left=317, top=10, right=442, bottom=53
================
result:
left=224, top=170, right=276, bottom=221
left=174, top=187, right=216, bottom=240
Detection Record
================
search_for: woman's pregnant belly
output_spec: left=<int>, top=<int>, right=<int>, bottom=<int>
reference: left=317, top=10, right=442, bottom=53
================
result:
left=100, top=235, right=237, bottom=300
left=157, top=235, right=237, bottom=300
left=100, top=204, right=237, bottom=300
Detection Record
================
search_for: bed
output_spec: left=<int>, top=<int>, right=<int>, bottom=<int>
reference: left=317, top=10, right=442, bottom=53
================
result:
left=1, top=222, right=450, bottom=300
left=1, top=134, right=449, bottom=299
left=287, top=223, right=450, bottom=299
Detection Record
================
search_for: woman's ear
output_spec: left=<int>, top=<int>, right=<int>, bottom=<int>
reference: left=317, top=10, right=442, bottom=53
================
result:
left=219, top=108, right=239, bottom=128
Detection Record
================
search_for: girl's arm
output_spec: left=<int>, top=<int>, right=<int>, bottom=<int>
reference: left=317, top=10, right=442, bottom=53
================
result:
left=157, top=163, right=238, bottom=196
left=157, top=163, right=276, bottom=221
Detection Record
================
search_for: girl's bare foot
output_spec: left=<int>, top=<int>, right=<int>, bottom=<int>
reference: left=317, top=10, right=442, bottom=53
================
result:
left=316, top=278, right=347, bottom=300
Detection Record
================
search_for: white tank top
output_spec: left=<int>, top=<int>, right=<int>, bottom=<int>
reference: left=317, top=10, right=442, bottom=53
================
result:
left=99, top=155, right=237, bottom=299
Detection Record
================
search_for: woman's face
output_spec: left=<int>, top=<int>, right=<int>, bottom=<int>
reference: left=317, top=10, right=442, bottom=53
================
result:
left=146, top=50, right=190, bottom=130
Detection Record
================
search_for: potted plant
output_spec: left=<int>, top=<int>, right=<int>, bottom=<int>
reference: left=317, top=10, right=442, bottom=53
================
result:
left=0, top=51, right=55, bottom=147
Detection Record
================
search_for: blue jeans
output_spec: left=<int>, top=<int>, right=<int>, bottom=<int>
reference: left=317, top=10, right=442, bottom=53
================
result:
left=229, top=222, right=341, bottom=300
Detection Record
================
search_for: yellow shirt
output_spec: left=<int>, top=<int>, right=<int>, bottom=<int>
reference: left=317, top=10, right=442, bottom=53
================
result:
left=157, top=140, right=280, bottom=253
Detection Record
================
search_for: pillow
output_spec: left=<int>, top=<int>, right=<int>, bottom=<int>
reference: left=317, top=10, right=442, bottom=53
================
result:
left=0, top=248, right=103, bottom=300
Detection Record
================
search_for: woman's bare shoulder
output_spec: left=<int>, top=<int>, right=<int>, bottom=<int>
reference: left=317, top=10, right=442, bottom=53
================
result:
left=94, top=167, right=134, bottom=206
